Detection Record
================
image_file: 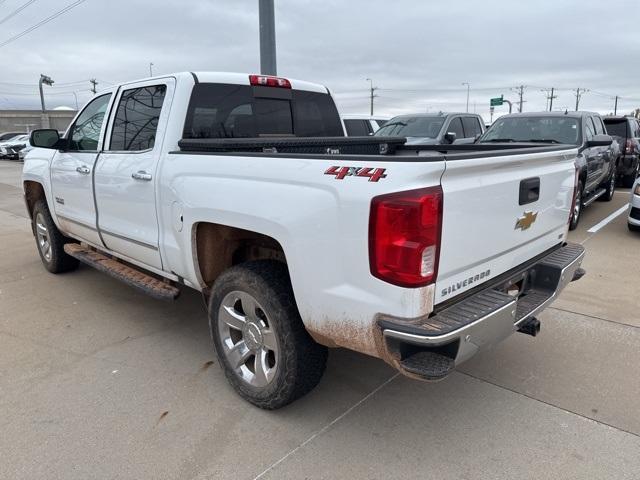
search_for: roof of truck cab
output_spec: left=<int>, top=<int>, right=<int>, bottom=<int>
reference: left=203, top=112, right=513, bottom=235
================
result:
left=104, top=71, right=329, bottom=95
left=498, top=111, right=599, bottom=119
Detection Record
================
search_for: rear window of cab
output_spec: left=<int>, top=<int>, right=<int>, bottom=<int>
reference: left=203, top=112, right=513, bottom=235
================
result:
left=183, top=83, right=344, bottom=138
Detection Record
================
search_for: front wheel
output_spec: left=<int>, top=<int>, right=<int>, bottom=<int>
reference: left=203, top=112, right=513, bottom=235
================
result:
left=569, top=180, right=583, bottom=231
left=629, top=222, right=640, bottom=232
left=208, top=260, right=328, bottom=409
left=31, top=200, right=79, bottom=273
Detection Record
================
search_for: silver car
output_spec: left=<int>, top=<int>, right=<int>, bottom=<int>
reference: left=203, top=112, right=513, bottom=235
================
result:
left=628, top=177, right=640, bottom=232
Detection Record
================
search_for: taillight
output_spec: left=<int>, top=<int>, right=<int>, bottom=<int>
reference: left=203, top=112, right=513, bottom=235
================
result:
left=369, top=186, right=443, bottom=288
left=568, top=164, right=579, bottom=225
left=249, top=74, right=291, bottom=89
left=625, top=139, right=634, bottom=154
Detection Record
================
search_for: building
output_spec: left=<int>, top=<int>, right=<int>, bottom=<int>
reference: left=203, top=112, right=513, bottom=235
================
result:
left=0, top=107, right=77, bottom=133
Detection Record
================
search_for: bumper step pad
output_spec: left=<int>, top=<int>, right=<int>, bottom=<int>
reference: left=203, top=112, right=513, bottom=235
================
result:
left=63, top=244, right=180, bottom=301
left=400, top=351, right=455, bottom=381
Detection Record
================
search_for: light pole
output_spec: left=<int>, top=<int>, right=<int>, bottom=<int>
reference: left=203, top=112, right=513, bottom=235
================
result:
left=149, top=62, right=154, bottom=76
left=366, top=78, right=377, bottom=116
left=39, top=74, right=54, bottom=112
left=462, top=82, right=470, bottom=113
left=259, top=0, right=277, bottom=75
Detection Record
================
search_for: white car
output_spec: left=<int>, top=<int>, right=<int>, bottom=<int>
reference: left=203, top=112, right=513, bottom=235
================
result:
left=24, top=71, right=584, bottom=409
left=628, top=178, right=640, bottom=232
left=341, top=114, right=389, bottom=136
left=0, top=134, right=31, bottom=160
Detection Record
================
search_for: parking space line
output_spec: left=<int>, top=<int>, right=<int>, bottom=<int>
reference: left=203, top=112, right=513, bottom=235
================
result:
left=252, top=372, right=400, bottom=480
left=586, top=205, right=628, bottom=234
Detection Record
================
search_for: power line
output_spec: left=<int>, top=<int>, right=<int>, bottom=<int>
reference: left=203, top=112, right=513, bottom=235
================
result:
left=0, top=0, right=89, bottom=49
left=0, top=0, right=38, bottom=27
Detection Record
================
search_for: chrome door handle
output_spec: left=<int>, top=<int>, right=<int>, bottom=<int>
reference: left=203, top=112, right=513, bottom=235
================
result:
left=131, top=170, right=152, bottom=181
left=76, top=165, right=90, bottom=175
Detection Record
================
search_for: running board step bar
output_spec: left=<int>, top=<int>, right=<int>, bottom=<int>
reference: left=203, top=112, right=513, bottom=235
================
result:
left=400, top=351, right=455, bottom=381
left=63, top=244, right=180, bottom=301
left=582, top=188, right=606, bottom=207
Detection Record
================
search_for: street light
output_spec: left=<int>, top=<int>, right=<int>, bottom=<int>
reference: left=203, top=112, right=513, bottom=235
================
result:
left=39, top=74, right=54, bottom=112
left=462, top=82, right=470, bottom=113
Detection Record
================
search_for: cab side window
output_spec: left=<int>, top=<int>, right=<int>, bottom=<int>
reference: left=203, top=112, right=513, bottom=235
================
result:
left=447, top=117, right=464, bottom=138
left=110, top=85, right=167, bottom=151
left=593, top=116, right=605, bottom=135
left=344, top=119, right=372, bottom=136
left=462, top=116, right=482, bottom=138
left=584, top=118, right=596, bottom=141
left=68, top=93, right=112, bottom=151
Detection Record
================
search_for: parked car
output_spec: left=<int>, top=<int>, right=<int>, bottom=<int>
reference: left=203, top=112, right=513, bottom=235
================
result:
left=24, top=72, right=584, bottom=409
left=628, top=178, right=640, bottom=232
left=603, top=115, right=640, bottom=187
left=0, top=134, right=31, bottom=160
left=341, top=114, right=389, bottom=136
left=0, top=131, right=25, bottom=141
left=478, top=111, right=616, bottom=229
left=374, top=112, right=485, bottom=145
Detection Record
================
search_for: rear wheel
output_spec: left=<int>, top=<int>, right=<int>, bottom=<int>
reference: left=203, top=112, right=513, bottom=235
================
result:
left=600, top=166, right=616, bottom=202
left=31, top=200, right=79, bottom=273
left=622, top=161, right=639, bottom=188
left=208, top=260, right=328, bottom=409
left=569, top=180, right=583, bottom=231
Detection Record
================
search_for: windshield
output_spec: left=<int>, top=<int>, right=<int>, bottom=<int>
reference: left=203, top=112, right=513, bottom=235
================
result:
left=481, top=116, right=580, bottom=144
left=374, top=116, right=445, bottom=138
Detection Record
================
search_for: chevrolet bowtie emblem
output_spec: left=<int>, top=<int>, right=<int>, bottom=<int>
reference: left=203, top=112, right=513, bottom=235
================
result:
left=515, top=211, right=538, bottom=231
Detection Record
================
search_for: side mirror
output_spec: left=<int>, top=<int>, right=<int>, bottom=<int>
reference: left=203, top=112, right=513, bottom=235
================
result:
left=586, top=134, right=613, bottom=147
left=443, top=132, right=456, bottom=144
left=30, top=129, right=61, bottom=149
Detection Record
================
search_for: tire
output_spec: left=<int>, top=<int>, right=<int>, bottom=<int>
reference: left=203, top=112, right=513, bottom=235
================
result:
left=600, top=166, right=616, bottom=202
left=31, top=199, right=79, bottom=274
left=629, top=222, right=640, bottom=232
left=208, top=260, right=328, bottom=409
left=569, top=180, right=583, bottom=231
left=622, top=162, right=639, bottom=188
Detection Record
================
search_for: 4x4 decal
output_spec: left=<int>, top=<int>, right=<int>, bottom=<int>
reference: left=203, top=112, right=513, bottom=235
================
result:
left=324, top=166, right=387, bottom=182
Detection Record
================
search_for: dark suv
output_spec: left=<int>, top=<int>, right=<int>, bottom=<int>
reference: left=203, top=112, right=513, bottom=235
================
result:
left=374, top=112, right=484, bottom=145
left=603, top=116, right=640, bottom=187
left=478, top=111, right=616, bottom=230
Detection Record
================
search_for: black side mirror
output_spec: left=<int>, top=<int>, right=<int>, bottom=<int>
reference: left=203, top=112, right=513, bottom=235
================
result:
left=443, top=132, right=456, bottom=144
left=30, top=129, right=60, bottom=149
left=585, top=134, right=613, bottom=147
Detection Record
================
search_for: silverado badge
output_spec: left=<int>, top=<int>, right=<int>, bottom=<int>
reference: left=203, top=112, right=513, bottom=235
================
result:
left=515, top=211, right=538, bottom=231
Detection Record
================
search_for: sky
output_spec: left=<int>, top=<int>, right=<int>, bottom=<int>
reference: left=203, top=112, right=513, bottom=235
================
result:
left=2, top=0, right=640, bottom=122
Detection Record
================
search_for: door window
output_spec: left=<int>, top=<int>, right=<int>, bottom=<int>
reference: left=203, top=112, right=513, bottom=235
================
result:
left=593, top=116, right=605, bottom=135
left=462, top=116, right=482, bottom=137
left=344, top=119, right=372, bottom=136
left=584, top=118, right=595, bottom=141
left=446, top=117, right=464, bottom=138
left=68, top=94, right=111, bottom=151
left=110, top=85, right=167, bottom=151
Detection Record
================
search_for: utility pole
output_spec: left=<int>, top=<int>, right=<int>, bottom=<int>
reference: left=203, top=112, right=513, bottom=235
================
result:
left=462, top=82, right=470, bottom=113
left=89, top=78, right=98, bottom=94
left=512, top=85, right=526, bottom=112
left=38, top=74, right=54, bottom=112
left=574, top=88, right=588, bottom=111
left=259, top=0, right=277, bottom=75
left=614, top=95, right=619, bottom=115
left=366, top=78, right=377, bottom=116
left=541, top=88, right=557, bottom=112
left=149, top=62, right=154, bottom=77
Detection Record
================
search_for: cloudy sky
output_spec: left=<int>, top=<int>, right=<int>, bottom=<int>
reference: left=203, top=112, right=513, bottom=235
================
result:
left=2, top=0, right=640, bottom=121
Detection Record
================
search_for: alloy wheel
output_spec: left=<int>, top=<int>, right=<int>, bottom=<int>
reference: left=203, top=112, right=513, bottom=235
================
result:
left=35, top=212, right=52, bottom=262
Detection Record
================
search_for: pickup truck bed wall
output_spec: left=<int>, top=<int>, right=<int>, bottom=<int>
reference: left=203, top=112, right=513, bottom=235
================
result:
left=22, top=72, right=583, bottom=407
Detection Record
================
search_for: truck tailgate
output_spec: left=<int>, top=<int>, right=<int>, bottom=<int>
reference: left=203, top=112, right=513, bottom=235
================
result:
left=435, top=148, right=577, bottom=305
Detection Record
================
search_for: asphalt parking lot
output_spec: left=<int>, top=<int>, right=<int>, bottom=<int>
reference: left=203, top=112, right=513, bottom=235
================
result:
left=1, top=159, right=639, bottom=479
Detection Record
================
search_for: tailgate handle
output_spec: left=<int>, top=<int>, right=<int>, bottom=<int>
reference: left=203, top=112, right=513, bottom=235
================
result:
left=519, top=177, right=540, bottom=205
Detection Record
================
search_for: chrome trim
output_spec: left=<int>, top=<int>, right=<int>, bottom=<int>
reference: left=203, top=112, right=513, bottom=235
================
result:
left=100, top=228, right=159, bottom=251
left=382, top=246, right=585, bottom=358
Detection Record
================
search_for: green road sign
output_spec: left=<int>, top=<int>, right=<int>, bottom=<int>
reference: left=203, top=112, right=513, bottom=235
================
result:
left=490, top=96, right=504, bottom=106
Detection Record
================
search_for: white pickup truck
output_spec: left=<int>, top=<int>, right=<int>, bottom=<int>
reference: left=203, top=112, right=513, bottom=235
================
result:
left=23, top=72, right=585, bottom=409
